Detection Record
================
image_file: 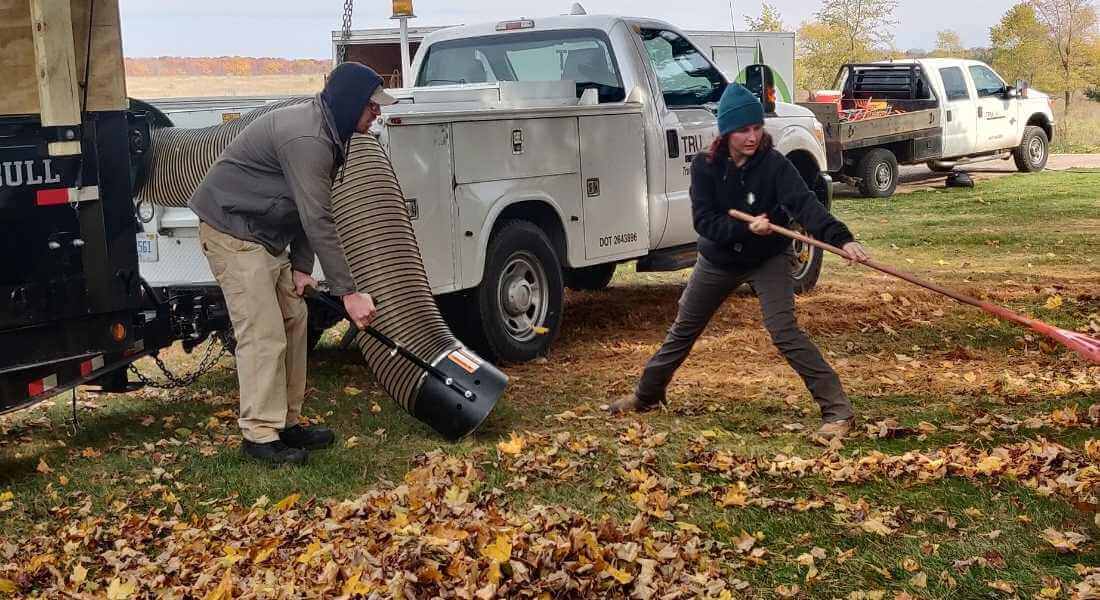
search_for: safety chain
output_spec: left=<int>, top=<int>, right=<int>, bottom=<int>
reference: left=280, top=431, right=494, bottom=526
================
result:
left=129, top=335, right=229, bottom=389
left=337, top=0, right=354, bottom=63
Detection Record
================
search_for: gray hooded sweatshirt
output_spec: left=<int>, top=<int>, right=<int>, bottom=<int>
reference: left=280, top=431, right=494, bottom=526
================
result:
left=188, top=95, right=357, bottom=296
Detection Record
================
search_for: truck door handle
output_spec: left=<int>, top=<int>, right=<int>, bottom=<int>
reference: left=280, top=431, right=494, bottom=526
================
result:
left=666, top=129, right=680, bottom=159
left=947, top=110, right=952, bottom=122
left=978, top=107, right=983, bottom=118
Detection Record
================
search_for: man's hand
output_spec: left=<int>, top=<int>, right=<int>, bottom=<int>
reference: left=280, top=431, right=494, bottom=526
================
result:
left=292, top=271, right=319, bottom=297
left=842, top=241, right=870, bottom=265
left=748, top=214, right=773, bottom=236
left=343, top=292, right=377, bottom=330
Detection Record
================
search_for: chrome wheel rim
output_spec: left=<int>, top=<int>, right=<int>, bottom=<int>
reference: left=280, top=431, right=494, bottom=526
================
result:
left=497, top=252, right=548, bottom=342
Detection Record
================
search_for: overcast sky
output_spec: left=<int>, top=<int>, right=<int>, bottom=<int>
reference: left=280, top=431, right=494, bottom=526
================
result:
left=118, top=0, right=1023, bottom=58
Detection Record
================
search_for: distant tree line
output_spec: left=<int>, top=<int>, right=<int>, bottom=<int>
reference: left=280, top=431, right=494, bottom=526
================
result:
left=125, top=57, right=330, bottom=77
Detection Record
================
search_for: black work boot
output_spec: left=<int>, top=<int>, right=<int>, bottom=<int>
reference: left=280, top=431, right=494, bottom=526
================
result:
left=241, top=439, right=308, bottom=466
left=280, top=425, right=336, bottom=450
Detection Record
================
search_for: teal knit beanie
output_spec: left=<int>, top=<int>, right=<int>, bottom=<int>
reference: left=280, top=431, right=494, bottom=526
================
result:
left=717, top=83, right=765, bottom=136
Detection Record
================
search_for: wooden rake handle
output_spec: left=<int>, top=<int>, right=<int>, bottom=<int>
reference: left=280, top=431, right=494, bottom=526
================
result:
left=727, top=209, right=1100, bottom=364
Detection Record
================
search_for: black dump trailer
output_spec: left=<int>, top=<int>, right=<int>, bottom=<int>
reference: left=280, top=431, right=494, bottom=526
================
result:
left=1, top=0, right=225, bottom=416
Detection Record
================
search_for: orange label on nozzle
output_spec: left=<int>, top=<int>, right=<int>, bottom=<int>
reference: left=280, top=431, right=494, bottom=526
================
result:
left=447, top=348, right=481, bottom=374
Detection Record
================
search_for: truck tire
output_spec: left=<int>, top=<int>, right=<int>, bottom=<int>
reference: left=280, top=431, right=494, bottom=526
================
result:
left=857, top=149, right=898, bottom=198
left=470, top=220, right=564, bottom=363
left=1013, top=125, right=1049, bottom=172
left=565, top=263, right=617, bottom=291
left=925, top=160, right=956, bottom=173
left=789, top=173, right=830, bottom=294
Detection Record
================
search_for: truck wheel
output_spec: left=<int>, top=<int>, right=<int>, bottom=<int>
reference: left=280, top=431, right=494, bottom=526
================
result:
left=472, top=220, right=564, bottom=363
left=925, top=160, right=956, bottom=173
left=857, top=149, right=898, bottom=198
left=565, top=263, right=617, bottom=291
left=790, top=173, right=829, bottom=294
left=1013, top=126, right=1049, bottom=172
left=789, top=224, right=823, bottom=294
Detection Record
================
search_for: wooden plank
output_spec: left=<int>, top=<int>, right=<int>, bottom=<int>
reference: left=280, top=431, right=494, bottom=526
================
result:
left=1, top=0, right=127, bottom=117
left=30, top=0, right=82, bottom=129
left=71, top=0, right=127, bottom=112
left=0, top=0, right=40, bottom=115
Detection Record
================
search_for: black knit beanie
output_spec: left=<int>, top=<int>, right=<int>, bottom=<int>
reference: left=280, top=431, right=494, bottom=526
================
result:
left=321, top=62, right=384, bottom=142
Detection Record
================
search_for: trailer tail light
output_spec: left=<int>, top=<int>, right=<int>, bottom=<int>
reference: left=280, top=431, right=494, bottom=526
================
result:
left=27, top=374, right=58, bottom=397
left=35, top=186, right=99, bottom=207
left=111, top=322, right=128, bottom=342
left=496, top=19, right=534, bottom=31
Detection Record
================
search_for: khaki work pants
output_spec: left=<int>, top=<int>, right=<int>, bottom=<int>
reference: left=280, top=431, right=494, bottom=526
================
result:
left=199, top=223, right=309, bottom=443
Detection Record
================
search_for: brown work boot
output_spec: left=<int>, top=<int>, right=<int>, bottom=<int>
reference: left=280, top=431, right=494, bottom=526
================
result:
left=815, top=417, right=855, bottom=440
left=607, top=394, right=661, bottom=415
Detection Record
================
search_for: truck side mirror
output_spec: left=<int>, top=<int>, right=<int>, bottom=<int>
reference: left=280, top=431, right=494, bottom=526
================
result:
left=1014, top=79, right=1029, bottom=99
left=744, top=64, right=777, bottom=114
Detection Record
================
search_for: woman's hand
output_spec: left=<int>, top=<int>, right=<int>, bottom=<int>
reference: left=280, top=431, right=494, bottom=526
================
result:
left=842, top=241, right=870, bottom=265
left=748, top=214, right=773, bottom=236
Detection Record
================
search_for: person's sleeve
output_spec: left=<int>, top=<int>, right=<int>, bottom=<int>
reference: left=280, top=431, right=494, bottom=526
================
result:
left=774, top=158, right=855, bottom=248
left=288, top=227, right=315, bottom=275
left=278, top=137, right=358, bottom=296
left=691, top=157, right=752, bottom=244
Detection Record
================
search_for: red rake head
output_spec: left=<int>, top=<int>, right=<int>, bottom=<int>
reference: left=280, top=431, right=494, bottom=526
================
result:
left=1050, top=328, right=1100, bottom=365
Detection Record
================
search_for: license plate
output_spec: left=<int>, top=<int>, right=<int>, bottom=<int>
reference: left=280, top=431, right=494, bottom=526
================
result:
left=136, top=232, right=159, bottom=262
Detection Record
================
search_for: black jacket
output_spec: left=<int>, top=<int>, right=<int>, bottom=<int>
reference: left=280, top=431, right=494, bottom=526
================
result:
left=690, top=145, right=854, bottom=271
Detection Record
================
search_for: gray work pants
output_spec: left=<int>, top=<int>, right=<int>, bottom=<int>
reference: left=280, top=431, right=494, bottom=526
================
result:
left=635, top=252, right=854, bottom=422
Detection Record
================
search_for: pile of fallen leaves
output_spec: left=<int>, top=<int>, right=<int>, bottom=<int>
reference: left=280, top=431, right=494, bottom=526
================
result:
left=0, top=451, right=746, bottom=599
left=683, top=435, right=1100, bottom=513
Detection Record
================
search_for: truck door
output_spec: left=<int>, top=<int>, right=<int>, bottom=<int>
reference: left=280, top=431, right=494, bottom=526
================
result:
left=968, top=64, right=1017, bottom=153
left=635, top=27, right=725, bottom=248
left=936, top=66, right=978, bottom=158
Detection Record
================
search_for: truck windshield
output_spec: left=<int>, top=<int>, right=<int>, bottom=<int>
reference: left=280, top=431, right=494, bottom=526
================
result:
left=416, top=29, right=626, bottom=103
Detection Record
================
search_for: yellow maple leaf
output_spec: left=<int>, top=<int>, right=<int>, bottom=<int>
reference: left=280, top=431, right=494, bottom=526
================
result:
left=0, top=492, right=12, bottom=503
left=203, top=569, right=233, bottom=600
left=605, top=564, right=634, bottom=584
left=0, top=579, right=16, bottom=594
left=976, top=455, right=1004, bottom=475
left=481, top=534, right=513, bottom=563
left=719, top=485, right=750, bottom=508
left=987, top=580, right=1016, bottom=594
left=343, top=570, right=373, bottom=595
left=252, top=540, right=278, bottom=565
left=72, top=564, right=87, bottom=585
left=105, top=578, right=136, bottom=600
left=909, top=572, right=928, bottom=589
left=496, top=433, right=526, bottom=456
left=297, top=541, right=323, bottom=564
left=344, top=386, right=362, bottom=396
left=274, top=493, right=300, bottom=512
left=486, top=559, right=502, bottom=585
left=1044, top=295, right=1063, bottom=310
left=860, top=517, right=894, bottom=537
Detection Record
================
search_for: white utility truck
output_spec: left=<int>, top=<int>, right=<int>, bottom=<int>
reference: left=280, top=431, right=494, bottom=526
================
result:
left=138, top=14, right=834, bottom=363
left=802, top=58, right=1056, bottom=197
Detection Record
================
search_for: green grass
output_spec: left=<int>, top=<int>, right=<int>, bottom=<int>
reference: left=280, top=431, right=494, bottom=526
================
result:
left=2, top=171, right=1099, bottom=597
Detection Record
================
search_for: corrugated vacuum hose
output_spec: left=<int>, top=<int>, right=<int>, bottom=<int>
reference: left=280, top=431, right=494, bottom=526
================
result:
left=329, top=133, right=505, bottom=439
left=135, top=100, right=505, bottom=440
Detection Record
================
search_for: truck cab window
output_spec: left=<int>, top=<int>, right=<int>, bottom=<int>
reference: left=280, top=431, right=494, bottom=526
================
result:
left=968, top=65, right=1006, bottom=98
left=939, top=67, right=971, bottom=102
left=639, top=28, right=725, bottom=108
left=416, top=30, right=625, bottom=103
